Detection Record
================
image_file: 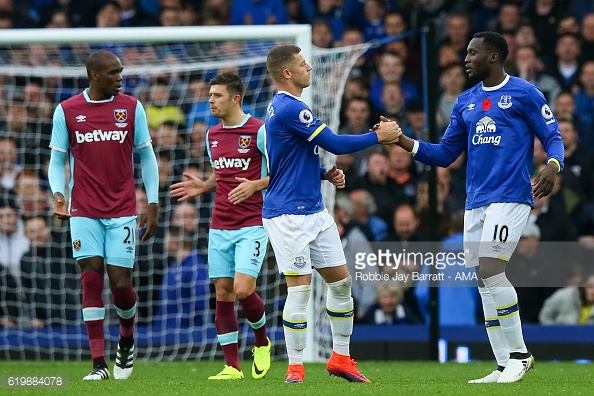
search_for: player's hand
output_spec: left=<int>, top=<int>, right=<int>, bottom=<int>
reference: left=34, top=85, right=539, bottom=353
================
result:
left=52, top=192, right=71, bottom=220
left=228, top=177, right=258, bottom=205
left=375, top=115, right=402, bottom=145
left=170, top=172, right=207, bottom=201
left=139, top=202, right=158, bottom=242
left=532, top=162, right=558, bottom=199
left=324, top=165, right=346, bottom=189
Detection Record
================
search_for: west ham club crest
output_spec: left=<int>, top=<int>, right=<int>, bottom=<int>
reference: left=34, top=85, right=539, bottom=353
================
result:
left=114, top=109, right=128, bottom=127
left=238, top=135, right=252, bottom=153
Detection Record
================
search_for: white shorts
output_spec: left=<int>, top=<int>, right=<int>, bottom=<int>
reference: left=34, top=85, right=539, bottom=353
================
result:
left=263, top=209, right=346, bottom=276
left=463, top=202, right=531, bottom=268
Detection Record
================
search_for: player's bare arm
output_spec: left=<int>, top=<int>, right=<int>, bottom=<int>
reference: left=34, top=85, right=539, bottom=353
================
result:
left=138, top=202, right=158, bottom=242
left=228, top=176, right=269, bottom=205
left=375, top=116, right=403, bottom=145
left=532, top=161, right=558, bottom=199
left=170, top=172, right=217, bottom=201
left=52, top=192, right=71, bottom=220
left=324, top=165, right=345, bottom=189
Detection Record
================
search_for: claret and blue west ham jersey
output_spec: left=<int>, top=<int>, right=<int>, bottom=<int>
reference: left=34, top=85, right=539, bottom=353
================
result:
left=263, top=91, right=328, bottom=218
left=50, top=89, right=152, bottom=218
left=206, top=114, right=267, bottom=230
left=413, top=75, right=564, bottom=210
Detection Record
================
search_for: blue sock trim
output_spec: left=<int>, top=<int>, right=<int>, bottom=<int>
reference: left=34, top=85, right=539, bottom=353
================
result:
left=217, top=331, right=239, bottom=346
left=82, top=307, right=105, bottom=321
left=249, top=313, right=266, bottom=330
left=115, top=303, right=137, bottom=319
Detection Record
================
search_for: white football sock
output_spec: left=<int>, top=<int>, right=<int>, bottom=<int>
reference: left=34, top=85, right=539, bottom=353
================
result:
left=483, top=273, right=528, bottom=354
left=326, top=275, right=354, bottom=357
left=479, top=287, right=509, bottom=367
left=283, top=285, right=311, bottom=365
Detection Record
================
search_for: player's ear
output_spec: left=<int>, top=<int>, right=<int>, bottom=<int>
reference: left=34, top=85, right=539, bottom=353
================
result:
left=282, top=68, right=291, bottom=79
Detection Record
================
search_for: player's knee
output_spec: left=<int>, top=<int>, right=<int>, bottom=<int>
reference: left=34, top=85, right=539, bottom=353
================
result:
left=109, top=278, right=132, bottom=292
left=234, top=286, right=255, bottom=300
left=215, top=288, right=235, bottom=302
left=327, top=274, right=351, bottom=297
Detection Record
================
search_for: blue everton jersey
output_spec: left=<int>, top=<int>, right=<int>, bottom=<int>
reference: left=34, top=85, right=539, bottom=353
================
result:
left=414, top=75, right=564, bottom=210
left=263, top=91, right=326, bottom=218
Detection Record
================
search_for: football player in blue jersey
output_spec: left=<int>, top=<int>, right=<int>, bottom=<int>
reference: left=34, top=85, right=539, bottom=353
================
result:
left=391, top=31, right=564, bottom=383
left=263, top=44, right=402, bottom=384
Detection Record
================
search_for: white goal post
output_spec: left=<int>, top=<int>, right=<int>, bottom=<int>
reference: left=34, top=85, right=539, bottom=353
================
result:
left=0, top=24, right=370, bottom=363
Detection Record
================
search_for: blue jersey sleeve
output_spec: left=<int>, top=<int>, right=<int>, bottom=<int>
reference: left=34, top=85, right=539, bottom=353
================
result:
left=283, top=101, right=379, bottom=154
left=134, top=100, right=152, bottom=148
left=48, top=149, right=67, bottom=196
left=49, top=104, right=70, bottom=151
left=525, top=86, right=565, bottom=171
left=414, top=98, right=467, bottom=167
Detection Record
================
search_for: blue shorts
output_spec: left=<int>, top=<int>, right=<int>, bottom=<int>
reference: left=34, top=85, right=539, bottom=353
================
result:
left=69, top=216, right=137, bottom=268
left=208, top=226, right=268, bottom=279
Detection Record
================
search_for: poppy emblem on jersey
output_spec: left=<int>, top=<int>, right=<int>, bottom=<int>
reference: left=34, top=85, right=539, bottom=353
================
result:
left=294, top=256, right=307, bottom=269
left=73, top=240, right=81, bottom=251
left=497, top=95, right=512, bottom=109
left=238, top=135, right=251, bottom=154
left=114, top=109, right=128, bottom=128
left=482, top=98, right=491, bottom=111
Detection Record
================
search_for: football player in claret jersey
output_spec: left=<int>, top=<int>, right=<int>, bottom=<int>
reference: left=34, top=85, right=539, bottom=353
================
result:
left=263, top=44, right=402, bottom=384
left=48, top=50, right=159, bottom=380
left=170, top=73, right=275, bottom=380
left=392, top=32, right=564, bottom=383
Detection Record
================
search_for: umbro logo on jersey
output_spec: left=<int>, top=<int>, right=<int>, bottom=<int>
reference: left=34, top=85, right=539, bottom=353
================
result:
left=467, top=104, right=475, bottom=111
left=76, top=115, right=86, bottom=122
left=211, top=140, right=219, bottom=147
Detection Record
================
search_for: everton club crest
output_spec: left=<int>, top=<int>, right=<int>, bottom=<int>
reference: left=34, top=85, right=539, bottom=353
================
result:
left=497, top=95, right=512, bottom=109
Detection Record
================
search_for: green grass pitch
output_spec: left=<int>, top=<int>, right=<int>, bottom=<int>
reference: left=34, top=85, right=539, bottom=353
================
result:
left=1, top=360, right=592, bottom=395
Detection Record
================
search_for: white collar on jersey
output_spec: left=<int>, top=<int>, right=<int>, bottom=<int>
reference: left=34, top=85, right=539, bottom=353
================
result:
left=277, top=90, right=303, bottom=101
left=482, top=74, right=510, bottom=92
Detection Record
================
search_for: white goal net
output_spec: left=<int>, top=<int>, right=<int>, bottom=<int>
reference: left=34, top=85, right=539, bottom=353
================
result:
left=0, top=25, right=370, bottom=362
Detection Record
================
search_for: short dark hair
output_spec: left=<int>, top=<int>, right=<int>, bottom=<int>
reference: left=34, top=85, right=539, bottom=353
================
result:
left=267, top=45, right=301, bottom=81
left=473, top=31, right=509, bottom=63
left=86, top=49, right=118, bottom=79
left=209, top=72, right=245, bottom=102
